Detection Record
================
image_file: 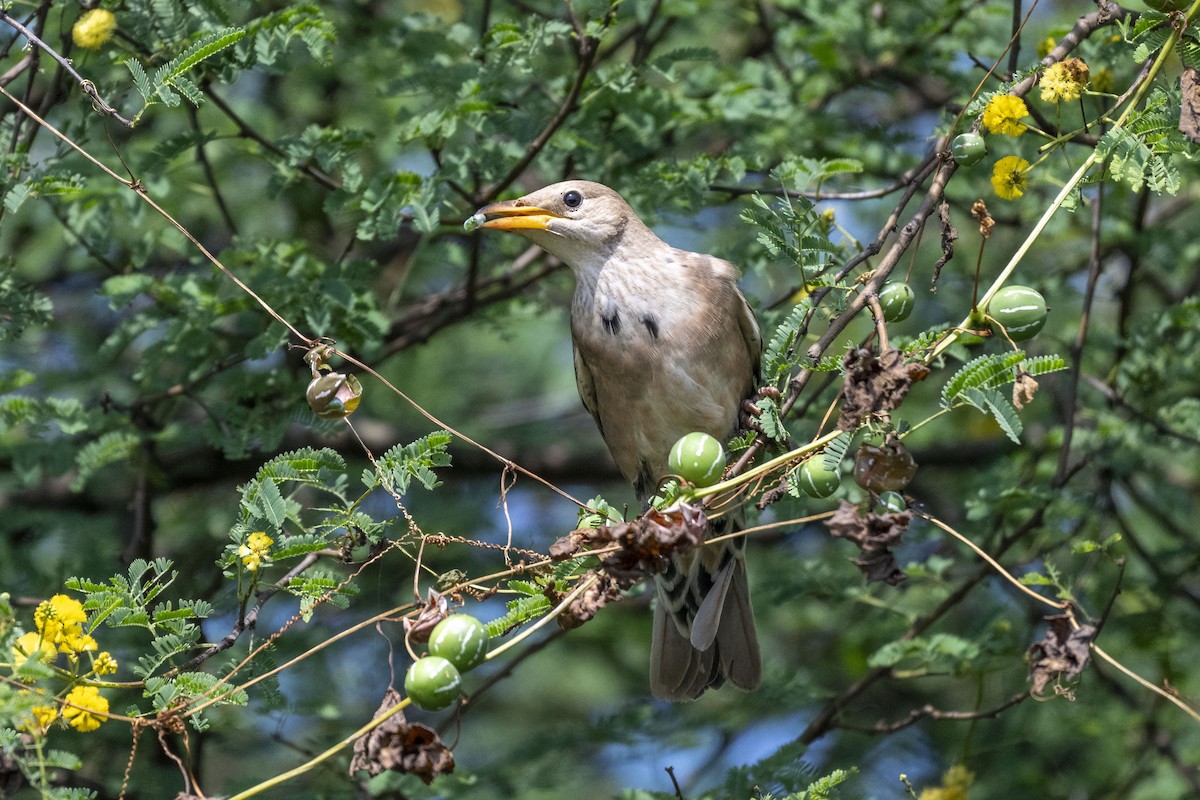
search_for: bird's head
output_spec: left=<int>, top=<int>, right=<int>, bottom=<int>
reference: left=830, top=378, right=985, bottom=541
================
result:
left=474, top=181, right=648, bottom=270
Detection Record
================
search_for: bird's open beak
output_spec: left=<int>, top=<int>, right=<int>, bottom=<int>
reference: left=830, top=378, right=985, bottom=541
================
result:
left=475, top=199, right=564, bottom=231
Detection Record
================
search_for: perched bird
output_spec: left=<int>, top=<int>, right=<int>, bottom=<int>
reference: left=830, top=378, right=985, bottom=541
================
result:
left=475, top=180, right=762, bottom=700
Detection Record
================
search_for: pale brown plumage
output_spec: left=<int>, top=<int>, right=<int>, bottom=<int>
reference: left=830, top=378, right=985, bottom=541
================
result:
left=476, top=180, right=762, bottom=700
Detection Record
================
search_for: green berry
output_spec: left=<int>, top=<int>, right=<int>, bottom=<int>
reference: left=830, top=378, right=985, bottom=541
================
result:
left=428, top=614, right=489, bottom=672
left=797, top=458, right=840, bottom=498
left=877, top=491, right=906, bottom=513
left=404, top=656, right=462, bottom=711
left=988, top=285, right=1048, bottom=342
left=879, top=282, right=915, bottom=322
left=951, top=132, right=987, bottom=166
left=668, top=432, right=726, bottom=487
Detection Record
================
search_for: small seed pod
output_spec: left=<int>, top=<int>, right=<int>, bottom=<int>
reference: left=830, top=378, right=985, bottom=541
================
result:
left=404, top=656, right=462, bottom=711
left=429, top=614, right=490, bottom=673
left=951, top=132, right=987, bottom=166
left=878, top=282, right=915, bottom=322
left=987, top=285, right=1048, bottom=342
left=668, top=432, right=726, bottom=487
left=306, top=372, right=363, bottom=419
left=854, top=438, right=918, bottom=493
left=796, top=457, right=841, bottom=498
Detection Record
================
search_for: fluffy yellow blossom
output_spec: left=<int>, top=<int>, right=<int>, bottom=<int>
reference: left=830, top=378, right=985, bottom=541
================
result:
left=18, top=704, right=59, bottom=733
left=982, top=95, right=1030, bottom=137
left=93, top=651, right=119, bottom=676
left=11, top=631, right=55, bottom=667
left=239, top=531, right=274, bottom=571
left=1037, top=36, right=1057, bottom=59
left=63, top=685, right=109, bottom=732
left=991, top=156, right=1031, bottom=200
left=34, top=594, right=96, bottom=655
left=1041, top=58, right=1090, bottom=104
left=918, top=765, right=975, bottom=800
left=71, top=8, right=117, bottom=49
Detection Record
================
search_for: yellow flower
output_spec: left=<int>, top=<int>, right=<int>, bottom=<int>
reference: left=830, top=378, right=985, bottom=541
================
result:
left=35, top=595, right=94, bottom=654
left=93, top=651, right=119, bottom=676
left=12, top=631, right=55, bottom=667
left=19, top=705, right=59, bottom=733
left=239, top=531, right=274, bottom=572
left=1040, top=58, right=1090, bottom=104
left=918, top=765, right=975, bottom=800
left=72, top=9, right=117, bottom=49
left=991, top=156, right=1031, bottom=200
left=62, top=685, right=109, bottom=732
left=1036, top=36, right=1057, bottom=59
left=981, top=95, right=1029, bottom=137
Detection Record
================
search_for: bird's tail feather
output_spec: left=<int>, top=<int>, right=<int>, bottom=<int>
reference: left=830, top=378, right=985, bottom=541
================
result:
left=649, top=531, right=761, bottom=701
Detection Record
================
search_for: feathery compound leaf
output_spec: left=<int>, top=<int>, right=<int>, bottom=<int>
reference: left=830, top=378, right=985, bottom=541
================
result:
left=151, top=27, right=246, bottom=104
left=376, top=430, right=453, bottom=494
left=961, top=387, right=1024, bottom=443
left=1023, top=354, right=1068, bottom=377
left=941, top=352, right=1027, bottom=408
left=821, top=431, right=852, bottom=471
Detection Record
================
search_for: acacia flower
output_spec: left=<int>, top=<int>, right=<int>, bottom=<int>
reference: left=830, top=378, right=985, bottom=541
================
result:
left=1040, top=58, right=1089, bottom=104
left=34, top=594, right=90, bottom=653
left=1092, top=66, right=1115, bottom=94
left=93, top=651, right=119, bottom=676
left=17, top=705, right=59, bottom=738
left=991, top=156, right=1031, bottom=200
left=63, top=685, right=109, bottom=732
left=11, top=631, right=55, bottom=667
left=918, top=765, right=974, bottom=800
left=1037, top=36, right=1056, bottom=59
left=72, top=9, right=117, bottom=49
left=239, top=531, right=274, bottom=572
left=981, top=95, right=1029, bottom=137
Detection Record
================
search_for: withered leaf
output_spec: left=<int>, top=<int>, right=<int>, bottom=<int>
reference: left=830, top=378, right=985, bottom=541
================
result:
left=1012, top=369, right=1038, bottom=410
left=826, top=500, right=911, bottom=585
left=403, top=590, right=449, bottom=645
left=1027, top=614, right=1095, bottom=700
left=558, top=571, right=622, bottom=630
left=551, top=504, right=707, bottom=586
left=350, top=688, right=455, bottom=784
left=837, top=348, right=930, bottom=431
left=1180, top=67, right=1200, bottom=145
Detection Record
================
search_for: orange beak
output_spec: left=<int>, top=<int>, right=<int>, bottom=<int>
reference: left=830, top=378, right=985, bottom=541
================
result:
left=476, top=199, right=563, bottom=231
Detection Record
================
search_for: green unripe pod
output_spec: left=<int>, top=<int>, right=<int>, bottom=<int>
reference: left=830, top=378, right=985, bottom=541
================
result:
left=879, top=282, right=915, bottom=322
left=987, top=285, right=1048, bottom=342
left=877, top=491, right=906, bottom=513
left=951, top=132, right=987, bottom=166
left=404, top=656, right=462, bottom=711
left=428, top=614, right=489, bottom=672
left=797, top=458, right=840, bottom=498
left=668, top=432, right=726, bottom=487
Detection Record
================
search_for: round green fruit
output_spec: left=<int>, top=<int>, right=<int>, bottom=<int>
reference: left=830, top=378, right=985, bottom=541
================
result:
left=428, top=614, right=489, bottom=672
left=797, top=458, right=840, bottom=498
left=404, top=656, right=462, bottom=711
left=988, top=285, right=1048, bottom=342
left=668, top=432, right=726, bottom=487
left=877, top=491, right=906, bottom=513
left=951, top=132, right=987, bottom=166
left=879, top=282, right=915, bottom=322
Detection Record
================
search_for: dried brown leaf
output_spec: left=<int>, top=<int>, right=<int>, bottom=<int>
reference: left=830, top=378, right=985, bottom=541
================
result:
left=1027, top=614, right=1095, bottom=700
left=350, top=688, right=455, bottom=784
left=1012, top=369, right=1038, bottom=410
left=838, top=348, right=930, bottom=431
left=826, top=500, right=911, bottom=585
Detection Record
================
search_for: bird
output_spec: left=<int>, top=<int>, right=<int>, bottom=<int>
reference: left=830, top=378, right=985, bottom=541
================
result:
left=474, top=180, right=762, bottom=700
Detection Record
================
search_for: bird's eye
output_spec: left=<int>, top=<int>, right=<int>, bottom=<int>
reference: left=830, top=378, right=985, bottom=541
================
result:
left=563, top=189, right=583, bottom=209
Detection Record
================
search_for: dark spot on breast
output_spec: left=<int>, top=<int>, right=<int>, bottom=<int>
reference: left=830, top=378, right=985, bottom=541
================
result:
left=642, top=315, right=660, bottom=339
left=602, top=309, right=621, bottom=335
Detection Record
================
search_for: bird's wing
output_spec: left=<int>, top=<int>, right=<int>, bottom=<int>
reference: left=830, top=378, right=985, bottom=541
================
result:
left=572, top=343, right=603, bottom=435
left=736, top=289, right=763, bottom=385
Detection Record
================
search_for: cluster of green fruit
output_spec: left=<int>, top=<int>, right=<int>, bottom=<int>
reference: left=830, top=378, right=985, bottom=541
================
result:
left=404, top=614, right=490, bottom=711
left=877, top=281, right=1048, bottom=342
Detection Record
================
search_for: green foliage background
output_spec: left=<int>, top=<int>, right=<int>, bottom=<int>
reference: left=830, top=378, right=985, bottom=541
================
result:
left=2, top=0, right=1199, bottom=798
